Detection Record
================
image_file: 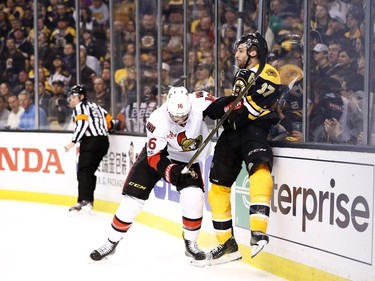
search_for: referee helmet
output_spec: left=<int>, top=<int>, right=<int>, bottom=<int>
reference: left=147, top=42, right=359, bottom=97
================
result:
left=69, top=84, right=87, bottom=99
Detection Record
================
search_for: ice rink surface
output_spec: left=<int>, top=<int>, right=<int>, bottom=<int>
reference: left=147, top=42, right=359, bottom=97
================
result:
left=1, top=200, right=286, bottom=281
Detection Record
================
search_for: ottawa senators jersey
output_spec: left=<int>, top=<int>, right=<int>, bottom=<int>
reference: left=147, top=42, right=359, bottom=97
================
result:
left=145, top=91, right=215, bottom=172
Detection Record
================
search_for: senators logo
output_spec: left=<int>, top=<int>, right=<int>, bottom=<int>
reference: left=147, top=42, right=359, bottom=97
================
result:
left=176, top=131, right=203, bottom=151
left=146, top=121, right=155, bottom=133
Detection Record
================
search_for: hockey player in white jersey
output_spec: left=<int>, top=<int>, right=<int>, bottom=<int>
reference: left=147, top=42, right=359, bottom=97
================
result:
left=90, top=86, right=215, bottom=266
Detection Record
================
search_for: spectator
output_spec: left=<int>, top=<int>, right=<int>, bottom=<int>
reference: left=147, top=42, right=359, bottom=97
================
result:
left=344, top=6, right=364, bottom=42
left=330, top=46, right=357, bottom=74
left=24, top=8, right=34, bottom=29
left=27, top=54, right=51, bottom=82
left=139, top=13, right=157, bottom=54
left=50, top=16, right=76, bottom=55
left=221, top=25, right=237, bottom=48
left=196, top=36, right=213, bottom=63
left=79, top=45, right=97, bottom=94
left=219, top=42, right=234, bottom=93
left=0, top=37, right=27, bottom=88
left=191, top=15, right=214, bottom=46
left=13, top=28, right=33, bottom=59
left=80, top=45, right=101, bottom=76
left=0, top=82, right=13, bottom=109
left=37, top=67, right=53, bottom=92
left=37, top=31, right=56, bottom=72
left=188, top=50, right=199, bottom=87
left=0, top=95, right=10, bottom=129
left=193, top=62, right=214, bottom=93
left=4, top=0, right=25, bottom=22
left=101, top=66, right=111, bottom=96
left=89, top=0, right=109, bottom=26
left=37, top=81, right=53, bottom=114
left=23, top=79, right=35, bottom=100
left=80, top=6, right=95, bottom=32
left=80, top=29, right=105, bottom=61
left=7, top=18, right=27, bottom=39
left=0, top=10, right=11, bottom=41
left=47, top=80, right=70, bottom=128
left=354, top=36, right=365, bottom=67
left=221, top=6, right=238, bottom=39
left=11, top=69, right=29, bottom=95
left=114, top=53, right=135, bottom=87
left=27, top=16, right=51, bottom=45
left=123, top=20, right=136, bottom=45
left=18, top=90, right=49, bottom=130
left=53, top=3, right=75, bottom=28
left=92, top=76, right=110, bottom=111
left=327, top=39, right=342, bottom=68
left=312, top=43, right=331, bottom=77
left=334, top=73, right=365, bottom=144
left=48, top=55, right=71, bottom=88
left=117, top=66, right=137, bottom=130
left=6, top=94, right=24, bottom=129
left=309, top=77, right=344, bottom=142
left=161, top=62, right=171, bottom=88
left=324, top=10, right=347, bottom=43
left=311, top=4, right=330, bottom=36
left=61, top=43, right=77, bottom=81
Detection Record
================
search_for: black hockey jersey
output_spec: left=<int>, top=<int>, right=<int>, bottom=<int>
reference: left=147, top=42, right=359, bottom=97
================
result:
left=205, top=63, right=281, bottom=131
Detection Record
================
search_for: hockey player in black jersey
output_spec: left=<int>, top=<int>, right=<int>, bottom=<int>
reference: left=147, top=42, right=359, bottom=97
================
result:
left=203, top=32, right=281, bottom=264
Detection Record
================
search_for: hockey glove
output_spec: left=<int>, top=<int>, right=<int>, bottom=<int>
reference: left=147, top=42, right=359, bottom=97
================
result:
left=109, top=118, right=122, bottom=133
left=164, top=163, right=192, bottom=187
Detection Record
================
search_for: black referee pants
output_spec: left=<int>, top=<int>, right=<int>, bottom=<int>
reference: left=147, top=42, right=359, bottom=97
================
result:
left=77, top=136, right=109, bottom=202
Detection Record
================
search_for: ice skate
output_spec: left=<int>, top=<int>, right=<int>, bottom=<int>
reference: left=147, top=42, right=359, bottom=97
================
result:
left=68, top=200, right=93, bottom=213
left=250, top=231, right=269, bottom=258
left=90, top=239, right=119, bottom=261
left=184, top=237, right=206, bottom=267
left=206, top=237, right=242, bottom=266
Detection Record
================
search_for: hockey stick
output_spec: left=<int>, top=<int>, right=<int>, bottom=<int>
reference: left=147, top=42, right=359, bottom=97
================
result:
left=168, top=75, right=187, bottom=87
left=181, top=32, right=267, bottom=174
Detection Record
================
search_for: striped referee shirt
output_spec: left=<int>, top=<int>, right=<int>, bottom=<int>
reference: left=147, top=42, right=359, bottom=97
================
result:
left=71, top=99, right=110, bottom=143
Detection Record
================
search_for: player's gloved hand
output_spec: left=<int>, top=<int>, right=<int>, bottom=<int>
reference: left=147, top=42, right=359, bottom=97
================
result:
left=224, top=99, right=244, bottom=112
left=164, top=163, right=192, bottom=186
left=113, top=118, right=122, bottom=131
left=109, top=118, right=122, bottom=133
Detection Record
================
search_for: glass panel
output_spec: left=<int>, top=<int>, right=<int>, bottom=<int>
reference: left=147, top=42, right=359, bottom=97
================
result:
left=112, top=0, right=136, bottom=133
left=307, top=1, right=365, bottom=144
left=46, top=2, right=77, bottom=130
left=162, top=1, right=185, bottom=101
left=369, top=0, right=375, bottom=145
left=187, top=2, right=215, bottom=95
left=266, top=0, right=304, bottom=143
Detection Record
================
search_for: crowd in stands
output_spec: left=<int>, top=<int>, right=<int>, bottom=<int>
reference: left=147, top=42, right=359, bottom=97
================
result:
left=264, top=0, right=369, bottom=145
left=0, top=0, right=371, bottom=145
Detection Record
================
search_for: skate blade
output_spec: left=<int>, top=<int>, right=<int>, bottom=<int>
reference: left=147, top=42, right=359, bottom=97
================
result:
left=251, top=240, right=268, bottom=258
left=207, top=252, right=242, bottom=266
left=190, top=258, right=207, bottom=267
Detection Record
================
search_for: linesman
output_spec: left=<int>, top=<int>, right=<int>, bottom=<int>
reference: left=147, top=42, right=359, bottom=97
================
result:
left=64, top=84, right=117, bottom=213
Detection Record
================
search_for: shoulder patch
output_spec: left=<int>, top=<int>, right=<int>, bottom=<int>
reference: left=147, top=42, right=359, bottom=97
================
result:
left=265, top=68, right=278, bottom=78
left=146, top=121, right=156, bottom=133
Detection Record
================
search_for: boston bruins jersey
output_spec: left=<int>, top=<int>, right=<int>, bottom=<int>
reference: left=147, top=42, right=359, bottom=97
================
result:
left=225, top=63, right=281, bottom=129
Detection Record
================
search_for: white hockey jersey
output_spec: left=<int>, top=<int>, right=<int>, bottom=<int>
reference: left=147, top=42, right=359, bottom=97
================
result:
left=145, top=92, right=214, bottom=164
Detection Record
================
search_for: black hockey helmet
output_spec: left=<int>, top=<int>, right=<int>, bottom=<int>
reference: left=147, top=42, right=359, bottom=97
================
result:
left=233, top=32, right=268, bottom=57
left=69, top=84, right=87, bottom=98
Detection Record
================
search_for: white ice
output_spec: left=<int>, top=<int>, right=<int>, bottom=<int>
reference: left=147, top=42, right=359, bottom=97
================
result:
left=0, top=200, right=286, bottom=281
